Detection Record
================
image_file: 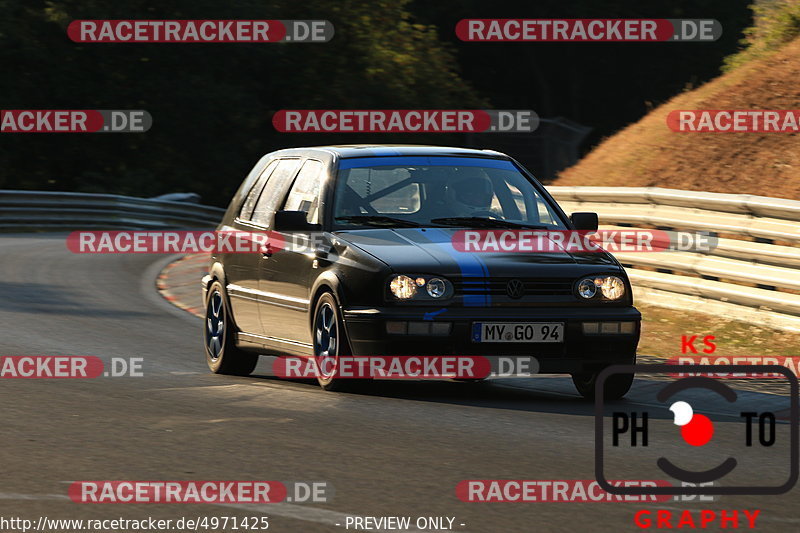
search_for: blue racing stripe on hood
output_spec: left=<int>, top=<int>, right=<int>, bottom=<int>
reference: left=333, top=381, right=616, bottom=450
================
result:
left=413, top=228, right=490, bottom=307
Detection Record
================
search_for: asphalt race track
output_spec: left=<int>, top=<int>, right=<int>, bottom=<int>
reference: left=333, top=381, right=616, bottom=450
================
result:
left=0, top=234, right=797, bottom=532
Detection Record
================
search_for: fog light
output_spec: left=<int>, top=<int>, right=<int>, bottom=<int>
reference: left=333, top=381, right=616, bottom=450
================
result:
left=620, top=321, right=636, bottom=334
left=582, top=322, right=600, bottom=334
left=430, top=322, right=452, bottom=335
left=408, top=322, right=431, bottom=335
left=386, top=321, right=408, bottom=334
left=601, top=322, right=619, bottom=334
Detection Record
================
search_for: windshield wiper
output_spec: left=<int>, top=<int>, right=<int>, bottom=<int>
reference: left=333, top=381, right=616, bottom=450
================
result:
left=335, top=215, right=422, bottom=228
left=430, top=217, right=547, bottom=229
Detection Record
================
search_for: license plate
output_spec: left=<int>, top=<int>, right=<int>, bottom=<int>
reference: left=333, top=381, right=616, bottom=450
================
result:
left=472, top=322, right=563, bottom=343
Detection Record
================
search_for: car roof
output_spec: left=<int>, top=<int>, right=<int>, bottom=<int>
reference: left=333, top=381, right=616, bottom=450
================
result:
left=268, top=145, right=511, bottom=160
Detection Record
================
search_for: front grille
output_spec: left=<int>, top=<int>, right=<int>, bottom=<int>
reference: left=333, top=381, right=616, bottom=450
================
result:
left=453, top=277, right=574, bottom=296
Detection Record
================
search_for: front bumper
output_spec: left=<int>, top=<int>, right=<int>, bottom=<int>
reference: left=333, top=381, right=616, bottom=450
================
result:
left=342, top=305, right=641, bottom=374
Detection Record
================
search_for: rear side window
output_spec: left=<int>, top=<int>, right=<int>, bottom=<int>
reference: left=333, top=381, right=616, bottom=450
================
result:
left=239, top=159, right=278, bottom=221
left=282, top=160, right=324, bottom=223
left=251, top=159, right=301, bottom=227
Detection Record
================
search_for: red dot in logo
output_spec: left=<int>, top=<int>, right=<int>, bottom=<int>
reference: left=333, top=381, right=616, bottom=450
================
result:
left=681, top=414, right=714, bottom=446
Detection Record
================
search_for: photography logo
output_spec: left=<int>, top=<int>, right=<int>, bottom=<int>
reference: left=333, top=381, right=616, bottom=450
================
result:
left=594, top=364, right=798, bottom=496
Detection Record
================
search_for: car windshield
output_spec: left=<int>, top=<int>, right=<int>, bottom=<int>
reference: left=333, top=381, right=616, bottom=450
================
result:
left=332, top=157, right=567, bottom=229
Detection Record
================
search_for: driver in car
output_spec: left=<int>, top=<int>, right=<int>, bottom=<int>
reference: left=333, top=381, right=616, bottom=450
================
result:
left=443, top=167, right=502, bottom=219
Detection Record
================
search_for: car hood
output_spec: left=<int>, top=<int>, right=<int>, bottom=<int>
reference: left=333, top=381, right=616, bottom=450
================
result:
left=334, top=228, right=621, bottom=278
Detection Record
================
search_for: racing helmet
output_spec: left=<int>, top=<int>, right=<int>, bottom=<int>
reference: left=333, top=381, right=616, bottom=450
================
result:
left=444, top=168, right=494, bottom=215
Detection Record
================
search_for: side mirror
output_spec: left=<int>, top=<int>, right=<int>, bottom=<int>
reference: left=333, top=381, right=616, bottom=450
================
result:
left=273, top=210, right=321, bottom=232
left=570, top=212, right=598, bottom=231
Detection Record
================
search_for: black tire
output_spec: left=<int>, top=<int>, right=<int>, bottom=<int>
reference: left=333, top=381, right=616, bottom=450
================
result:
left=204, top=281, right=259, bottom=376
left=572, top=365, right=635, bottom=401
left=312, top=292, right=355, bottom=391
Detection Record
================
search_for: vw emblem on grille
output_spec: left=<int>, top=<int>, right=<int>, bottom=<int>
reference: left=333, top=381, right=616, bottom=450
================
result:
left=506, top=279, right=525, bottom=299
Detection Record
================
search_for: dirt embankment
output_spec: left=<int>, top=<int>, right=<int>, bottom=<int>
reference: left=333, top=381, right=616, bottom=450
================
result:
left=555, top=38, right=800, bottom=200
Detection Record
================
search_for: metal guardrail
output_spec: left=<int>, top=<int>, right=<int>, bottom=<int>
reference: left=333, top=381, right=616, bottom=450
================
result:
left=547, top=186, right=800, bottom=333
left=0, top=190, right=225, bottom=229
left=4, top=187, right=798, bottom=331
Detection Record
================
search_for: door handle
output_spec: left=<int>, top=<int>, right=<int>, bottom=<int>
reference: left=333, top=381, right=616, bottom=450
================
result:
left=260, top=242, right=274, bottom=258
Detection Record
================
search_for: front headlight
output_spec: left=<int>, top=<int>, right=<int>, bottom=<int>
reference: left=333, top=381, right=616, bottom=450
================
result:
left=576, top=275, right=626, bottom=301
left=426, top=278, right=447, bottom=298
left=598, top=276, right=625, bottom=300
left=577, top=278, right=597, bottom=299
left=388, top=274, right=453, bottom=301
left=389, top=275, right=418, bottom=299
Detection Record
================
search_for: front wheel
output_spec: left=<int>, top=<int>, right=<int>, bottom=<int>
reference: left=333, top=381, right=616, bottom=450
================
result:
left=204, top=281, right=259, bottom=376
left=571, top=366, right=634, bottom=401
left=312, top=292, right=355, bottom=391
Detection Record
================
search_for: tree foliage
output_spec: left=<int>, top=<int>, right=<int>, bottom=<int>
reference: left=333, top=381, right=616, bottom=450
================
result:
left=724, top=0, right=800, bottom=71
left=0, top=0, right=482, bottom=203
left=0, top=0, right=752, bottom=203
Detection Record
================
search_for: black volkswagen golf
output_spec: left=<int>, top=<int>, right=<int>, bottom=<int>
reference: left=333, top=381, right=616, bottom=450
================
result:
left=202, top=145, right=640, bottom=399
